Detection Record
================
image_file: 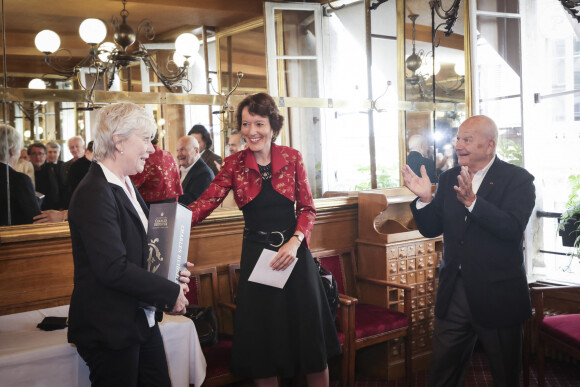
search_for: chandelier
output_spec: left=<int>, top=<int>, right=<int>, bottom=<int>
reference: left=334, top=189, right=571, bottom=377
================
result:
left=34, top=0, right=200, bottom=93
left=405, top=9, right=465, bottom=101
left=405, top=13, right=435, bottom=100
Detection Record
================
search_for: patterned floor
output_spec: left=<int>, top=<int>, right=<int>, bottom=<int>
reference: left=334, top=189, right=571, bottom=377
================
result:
left=348, top=350, right=580, bottom=386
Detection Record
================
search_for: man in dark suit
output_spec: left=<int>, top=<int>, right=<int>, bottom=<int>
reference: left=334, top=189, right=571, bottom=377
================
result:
left=176, top=135, right=214, bottom=205
left=29, top=142, right=62, bottom=210
left=187, top=124, right=222, bottom=176
left=407, top=134, right=436, bottom=182
left=402, top=115, right=535, bottom=386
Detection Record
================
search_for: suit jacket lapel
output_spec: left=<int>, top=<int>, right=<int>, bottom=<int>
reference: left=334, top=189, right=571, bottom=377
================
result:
left=109, top=183, right=147, bottom=235
left=475, top=157, right=503, bottom=200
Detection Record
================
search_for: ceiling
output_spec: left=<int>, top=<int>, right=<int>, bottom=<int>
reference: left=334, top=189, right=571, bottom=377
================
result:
left=0, top=0, right=313, bottom=79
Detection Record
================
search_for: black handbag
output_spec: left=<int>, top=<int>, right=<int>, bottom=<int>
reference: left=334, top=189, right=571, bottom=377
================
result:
left=315, top=259, right=339, bottom=317
left=184, top=306, right=219, bottom=347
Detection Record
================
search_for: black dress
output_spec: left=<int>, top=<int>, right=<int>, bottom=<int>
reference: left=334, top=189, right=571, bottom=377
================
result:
left=230, top=164, right=341, bottom=378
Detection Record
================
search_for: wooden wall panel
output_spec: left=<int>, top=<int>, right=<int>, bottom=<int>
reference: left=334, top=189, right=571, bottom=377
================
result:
left=0, top=198, right=358, bottom=316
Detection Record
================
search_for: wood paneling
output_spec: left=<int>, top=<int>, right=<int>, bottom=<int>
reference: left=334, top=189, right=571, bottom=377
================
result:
left=0, top=197, right=357, bottom=316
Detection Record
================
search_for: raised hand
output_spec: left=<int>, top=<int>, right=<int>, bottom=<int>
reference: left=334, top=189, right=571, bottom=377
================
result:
left=453, top=166, right=476, bottom=207
left=402, top=165, right=433, bottom=203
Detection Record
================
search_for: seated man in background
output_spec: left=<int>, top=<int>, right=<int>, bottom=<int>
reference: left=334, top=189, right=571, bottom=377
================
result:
left=188, top=124, right=222, bottom=176
left=15, top=147, right=35, bottom=187
left=407, top=134, right=436, bottom=183
left=176, top=135, right=214, bottom=205
left=60, top=136, right=86, bottom=207
left=227, top=130, right=245, bottom=155
left=68, top=141, right=94, bottom=195
left=130, top=133, right=183, bottom=207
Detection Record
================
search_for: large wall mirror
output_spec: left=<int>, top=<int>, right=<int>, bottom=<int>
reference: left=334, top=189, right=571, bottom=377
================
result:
left=403, top=0, right=468, bottom=183
left=1, top=0, right=471, bottom=233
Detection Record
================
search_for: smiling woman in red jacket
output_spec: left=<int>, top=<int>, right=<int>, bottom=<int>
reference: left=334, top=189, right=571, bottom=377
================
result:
left=188, top=93, right=340, bottom=387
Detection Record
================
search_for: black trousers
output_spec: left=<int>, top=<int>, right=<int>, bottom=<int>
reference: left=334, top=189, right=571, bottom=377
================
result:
left=77, top=324, right=171, bottom=387
left=428, top=275, right=524, bottom=387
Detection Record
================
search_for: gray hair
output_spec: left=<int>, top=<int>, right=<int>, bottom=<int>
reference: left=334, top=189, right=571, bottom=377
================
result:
left=408, top=134, right=428, bottom=152
left=92, top=102, right=156, bottom=161
left=46, top=141, right=61, bottom=152
left=67, top=136, right=85, bottom=147
left=0, top=124, right=23, bottom=163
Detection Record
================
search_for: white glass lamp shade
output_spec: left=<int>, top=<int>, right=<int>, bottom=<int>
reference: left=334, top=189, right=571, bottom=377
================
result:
left=454, top=61, right=466, bottom=76
left=79, top=18, right=107, bottom=45
left=35, top=30, right=61, bottom=54
left=28, top=78, right=47, bottom=89
left=97, top=42, right=117, bottom=63
left=175, top=33, right=200, bottom=58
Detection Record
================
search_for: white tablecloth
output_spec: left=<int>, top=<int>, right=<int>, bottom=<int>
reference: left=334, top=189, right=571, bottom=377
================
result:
left=0, top=305, right=206, bottom=387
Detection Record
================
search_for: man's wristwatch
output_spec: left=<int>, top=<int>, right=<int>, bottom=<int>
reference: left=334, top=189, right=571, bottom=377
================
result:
left=293, top=234, right=304, bottom=243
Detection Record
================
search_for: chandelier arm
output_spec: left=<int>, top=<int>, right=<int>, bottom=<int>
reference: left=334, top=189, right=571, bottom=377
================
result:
left=142, top=55, right=189, bottom=92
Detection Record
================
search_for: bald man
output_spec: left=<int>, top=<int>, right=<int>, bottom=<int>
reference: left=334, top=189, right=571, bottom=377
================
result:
left=402, top=115, right=535, bottom=386
left=176, top=135, right=214, bottom=205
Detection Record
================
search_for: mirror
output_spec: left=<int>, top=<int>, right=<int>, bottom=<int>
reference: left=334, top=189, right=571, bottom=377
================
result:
left=404, top=0, right=467, bottom=182
left=1, top=0, right=471, bottom=232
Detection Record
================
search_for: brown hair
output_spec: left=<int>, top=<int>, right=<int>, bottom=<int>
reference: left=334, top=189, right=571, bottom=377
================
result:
left=236, top=93, right=284, bottom=142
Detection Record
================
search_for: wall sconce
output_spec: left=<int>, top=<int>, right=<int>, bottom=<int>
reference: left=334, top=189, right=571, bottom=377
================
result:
left=34, top=0, right=200, bottom=93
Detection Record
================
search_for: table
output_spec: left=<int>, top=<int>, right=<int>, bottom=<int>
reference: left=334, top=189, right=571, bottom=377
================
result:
left=0, top=305, right=206, bottom=387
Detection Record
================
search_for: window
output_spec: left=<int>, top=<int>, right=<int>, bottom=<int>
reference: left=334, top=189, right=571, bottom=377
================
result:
left=472, top=0, right=580, bottom=283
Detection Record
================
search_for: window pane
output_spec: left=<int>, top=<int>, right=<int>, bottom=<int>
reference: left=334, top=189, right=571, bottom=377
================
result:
left=276, top=10, right=317, bottom=56
left=476, top=0, right=518, bottom=13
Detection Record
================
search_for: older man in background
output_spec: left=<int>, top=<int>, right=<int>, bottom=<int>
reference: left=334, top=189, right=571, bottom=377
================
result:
left=60, top=136, right=86, bottom=208
left=46, top=141, right=63, bottom=164
left=227, top=130, right=245, bottom=155
left=176, top=135, right=214, bottom=205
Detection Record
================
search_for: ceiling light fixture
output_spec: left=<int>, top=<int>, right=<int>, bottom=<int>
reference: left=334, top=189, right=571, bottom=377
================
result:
left=34, top=0, right=199, bottom=93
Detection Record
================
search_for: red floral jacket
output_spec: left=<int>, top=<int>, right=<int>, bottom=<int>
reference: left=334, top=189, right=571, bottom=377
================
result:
left=188, top=143, right=316, bottom=247
left=130, top=145, right=183, bottom=203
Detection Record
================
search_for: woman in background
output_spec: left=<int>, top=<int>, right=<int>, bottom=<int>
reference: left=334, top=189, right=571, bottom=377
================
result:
left=67, top=102, right=191, bottom=387
left=0, top=124, right=41, bottom=226
left=188, top=93, right=340, bottom=386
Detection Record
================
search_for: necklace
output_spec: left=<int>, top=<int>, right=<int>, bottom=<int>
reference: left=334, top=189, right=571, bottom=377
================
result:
left=258, top=164, right=272, bottom=180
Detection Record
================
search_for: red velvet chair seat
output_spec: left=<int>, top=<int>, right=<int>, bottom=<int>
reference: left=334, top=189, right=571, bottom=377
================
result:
left=202, top=334, right=234, bottom=379
left=540, top=314, right=580, bottom=348
left=354, top=304, right=409, bottom=339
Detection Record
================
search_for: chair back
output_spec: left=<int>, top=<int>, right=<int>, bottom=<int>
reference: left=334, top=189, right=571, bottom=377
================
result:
left=312, top=248, right=353, bottom=296
left=187, top=267, right=219, bottom=309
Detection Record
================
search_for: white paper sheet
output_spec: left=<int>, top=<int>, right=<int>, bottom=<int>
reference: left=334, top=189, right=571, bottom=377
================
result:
left=248, top=248, right=298, bottom=289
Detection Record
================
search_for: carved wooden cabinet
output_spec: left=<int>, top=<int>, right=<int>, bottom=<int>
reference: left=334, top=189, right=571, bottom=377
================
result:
left=355, top=188, right=443, bottom=373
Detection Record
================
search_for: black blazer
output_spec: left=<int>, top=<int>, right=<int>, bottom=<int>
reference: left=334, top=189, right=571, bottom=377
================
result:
left=200, top=149, right=222, bottom=177
left=67, top=163, right=180, bottom=350
left=411, top=157, right=536, bottom=328
left=178, top=158, right=214, bottom=205
left=0, top=162, right=41, bottom=226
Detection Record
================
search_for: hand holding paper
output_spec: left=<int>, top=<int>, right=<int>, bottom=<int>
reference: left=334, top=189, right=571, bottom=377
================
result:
left=248, top=248, right=298, bottom=289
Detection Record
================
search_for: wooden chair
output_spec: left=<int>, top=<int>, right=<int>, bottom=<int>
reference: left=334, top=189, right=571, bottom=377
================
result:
left=187, top=266, right=245, bottom=387
left=524, top=285, right=580, bottom=387
left=312, top=248, right=412, bottom=387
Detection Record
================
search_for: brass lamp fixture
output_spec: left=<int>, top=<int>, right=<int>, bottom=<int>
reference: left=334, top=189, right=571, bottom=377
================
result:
left=34, top=0, right=200, bottom=92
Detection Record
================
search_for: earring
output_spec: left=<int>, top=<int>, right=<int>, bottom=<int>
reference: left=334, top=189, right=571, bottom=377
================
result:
left=120, top=151, right=124, bottom=154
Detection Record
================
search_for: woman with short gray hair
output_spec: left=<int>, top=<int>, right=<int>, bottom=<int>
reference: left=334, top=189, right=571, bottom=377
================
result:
left=67, top=102, right=192, bottom=386
left=1, top=124, right=41, bottom=226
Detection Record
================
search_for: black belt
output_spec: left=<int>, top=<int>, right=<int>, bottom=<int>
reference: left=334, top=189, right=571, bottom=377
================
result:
left=243, top=226, right=295, bottom=248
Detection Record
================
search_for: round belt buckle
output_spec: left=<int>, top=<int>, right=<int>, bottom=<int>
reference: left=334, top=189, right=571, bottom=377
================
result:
left=269, top=231, right=285, bottom=248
